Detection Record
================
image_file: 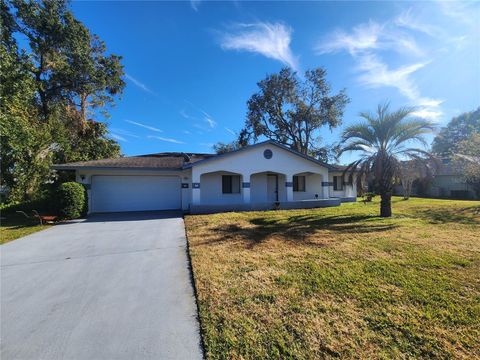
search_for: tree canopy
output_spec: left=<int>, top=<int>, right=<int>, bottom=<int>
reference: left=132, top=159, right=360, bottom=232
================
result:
left=432, top=108, right=480, bottom=156
left=235, top=67, right=349, bottom=159
left=1, top=0, right=124, bottom=201
left=454, top=133, right=480, bottom=197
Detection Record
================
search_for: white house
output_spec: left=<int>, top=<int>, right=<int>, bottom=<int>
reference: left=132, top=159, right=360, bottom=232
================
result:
left=53, top=140, right=357, bottom=214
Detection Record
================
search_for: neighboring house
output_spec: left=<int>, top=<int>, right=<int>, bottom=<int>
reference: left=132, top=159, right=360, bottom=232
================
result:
left=53, top=140, right=357, bottom=214
left=427, top=158, right=478, bottom=199
left=394, top=158, right=479, bottom=200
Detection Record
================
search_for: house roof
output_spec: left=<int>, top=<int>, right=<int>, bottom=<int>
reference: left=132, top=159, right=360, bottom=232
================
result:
left=52, top=153, right=212, bottom=171
left=52, top=140, right=336, bottom=171
left=329, top=165, right=353, bottom=172
left=435, top=158, right=466, bottom=177
left=183, top=140, right=337, bottom=170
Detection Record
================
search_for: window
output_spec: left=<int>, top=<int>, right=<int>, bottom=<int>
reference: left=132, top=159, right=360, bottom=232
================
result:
left=293, top=175, right=306, bottom=192
left=222, top=175, right=240, bottom=194
left=333, top=176, right=343, bottom=191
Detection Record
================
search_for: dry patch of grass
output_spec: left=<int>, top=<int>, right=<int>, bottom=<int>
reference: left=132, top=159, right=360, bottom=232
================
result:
left=186, top=197, right=480, bottom=359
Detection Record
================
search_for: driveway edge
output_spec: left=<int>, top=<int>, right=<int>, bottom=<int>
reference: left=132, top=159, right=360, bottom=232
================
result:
left=183, top=215, right=207, bottom=360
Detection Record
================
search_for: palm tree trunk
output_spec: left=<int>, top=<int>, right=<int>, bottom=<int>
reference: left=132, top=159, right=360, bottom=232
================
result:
left=380, top=192, right=392, bottom=217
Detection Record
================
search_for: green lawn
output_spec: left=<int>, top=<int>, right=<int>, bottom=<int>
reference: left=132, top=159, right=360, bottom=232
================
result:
left=0, top=213, right=51, bottom=245
left=185, top=197, right=480, bottom=359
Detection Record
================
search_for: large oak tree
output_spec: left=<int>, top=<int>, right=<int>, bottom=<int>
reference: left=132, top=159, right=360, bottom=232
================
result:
left=1, top=0, right=124, bottom=201
left=238, top=67, right=349, bottom=159
left=432, top=108, right=480, bottom=156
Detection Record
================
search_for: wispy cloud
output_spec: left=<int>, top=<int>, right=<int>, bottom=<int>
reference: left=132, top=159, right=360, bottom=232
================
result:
left=204, top=116, right=217, bottom=129
left=110, top=133, right=127, bottom=142
left=394, top=8, right=442, bottom=37
left=148, top=135, right=185, bottom=144
left=125, top=73, right=156, bottom=95
left=317, top=16, right=443, bottom=120
left=225, top=127, right=236, bottom=136
left=183, top=130, right=192, bottom=135
left=355, top=53, right=429, bottom=100
left=317, top=21, right=382, bottom=56
left=199, top=142, right=214, bottom=148
left=125, top=120, right=163, bottom=132
left=411, top=108, right=443, bottom=120
left=219, top=22, right=299, bottom=71
left=436, top=0, right=479, bottom=26
left=190, top=0, right=201, bottom=12
left=110, top=128, right=139, bottom=138
left=356, top=55, right=443, bottom=120
left=317, top=20, right=424, bottom=57
left=179, top=109, right=192, bottom=119
left=193, top=124, right=206, bottom=132
left=183, top=100, right=217, bottom=131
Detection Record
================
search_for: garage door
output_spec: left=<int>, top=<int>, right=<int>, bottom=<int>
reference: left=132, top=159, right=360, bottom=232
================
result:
left=91, top=176, right=181, bottom=213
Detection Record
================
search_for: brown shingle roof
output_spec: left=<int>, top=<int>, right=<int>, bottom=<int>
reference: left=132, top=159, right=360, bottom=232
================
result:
left=52, top=152, right=214, bottom=170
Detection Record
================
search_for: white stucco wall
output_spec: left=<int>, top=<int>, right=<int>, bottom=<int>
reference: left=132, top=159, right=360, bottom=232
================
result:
left=328, top=172, right=357, bottom=198
left=72, top=143, right=356, bottom=213
left=292, top=173, right=324, bottom=200
left=199, top=171, right=244, bottom=205
left=75, top=168, right=192, bottom=211
left=190, top=143, right=330, bottom=204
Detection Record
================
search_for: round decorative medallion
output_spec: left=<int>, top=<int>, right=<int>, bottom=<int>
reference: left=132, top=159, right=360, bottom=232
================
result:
left=263, top=149, right=273, bottom=159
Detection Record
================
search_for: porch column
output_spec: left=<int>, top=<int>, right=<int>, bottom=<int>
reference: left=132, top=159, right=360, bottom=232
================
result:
left=192, top=170, right=201, bottom=205
left=322, top=171, right=330, bottom=199
left=286, top=174, right=294, bottom=202
left=242, top=174, right=251, bottom=203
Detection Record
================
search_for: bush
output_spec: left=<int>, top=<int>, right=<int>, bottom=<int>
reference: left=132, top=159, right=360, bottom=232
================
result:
left=0, top=195, right=55, bottom=214
left=57, top=182, right=87, bottom=219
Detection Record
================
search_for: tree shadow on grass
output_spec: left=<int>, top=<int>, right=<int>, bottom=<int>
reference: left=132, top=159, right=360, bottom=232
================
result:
left=414, top=206, right=480, bottom=225
left=0, top=215, right=38, bottom=230
left=205, top=214, right=397, bottom=249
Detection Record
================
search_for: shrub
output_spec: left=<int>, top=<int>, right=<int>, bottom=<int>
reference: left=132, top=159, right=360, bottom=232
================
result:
left=57, top=182, right=87, bottom=219
left=0, top=194, right=55, bottom=214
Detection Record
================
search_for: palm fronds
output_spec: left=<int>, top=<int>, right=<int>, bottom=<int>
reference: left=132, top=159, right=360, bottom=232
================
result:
left=339, top=103, right=436, bottom=217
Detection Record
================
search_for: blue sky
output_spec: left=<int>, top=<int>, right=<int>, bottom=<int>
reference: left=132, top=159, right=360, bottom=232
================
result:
left=71, top=1, right=480, bottom=163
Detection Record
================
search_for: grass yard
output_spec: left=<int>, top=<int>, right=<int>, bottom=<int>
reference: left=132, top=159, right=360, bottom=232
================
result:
left=0, top=213, right=51, bottom=245
left=185, top=197, right=480, bottom=359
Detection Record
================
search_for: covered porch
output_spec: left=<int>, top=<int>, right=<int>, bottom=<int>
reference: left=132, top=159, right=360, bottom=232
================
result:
left=190, top=169, right=340, bottom=214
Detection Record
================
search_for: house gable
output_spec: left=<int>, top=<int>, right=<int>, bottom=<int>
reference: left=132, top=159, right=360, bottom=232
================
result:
left=189, top=141, right=332, bottom=177
left=185, top=140, right=335, bottom=172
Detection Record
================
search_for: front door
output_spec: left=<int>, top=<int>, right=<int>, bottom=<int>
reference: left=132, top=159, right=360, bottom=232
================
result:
left=267, top=174, right=278, bottom=202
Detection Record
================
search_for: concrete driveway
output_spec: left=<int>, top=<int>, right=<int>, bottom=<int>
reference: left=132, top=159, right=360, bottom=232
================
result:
left=1, top=212, right=203, bottom=360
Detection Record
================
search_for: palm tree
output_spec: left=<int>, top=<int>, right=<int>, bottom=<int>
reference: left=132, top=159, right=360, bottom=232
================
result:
left=339, top=103, right=435, bottom=217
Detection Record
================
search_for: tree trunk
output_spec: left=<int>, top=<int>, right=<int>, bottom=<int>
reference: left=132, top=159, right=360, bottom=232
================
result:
left=402, top=179, right=412, bottom=200
left=380, top=192, right=392, bottom=217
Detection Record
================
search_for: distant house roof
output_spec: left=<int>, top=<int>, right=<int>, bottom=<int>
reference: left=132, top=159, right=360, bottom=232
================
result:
left=329, top=164, right=359, bottom=172
left=52, top=140, right=337, bottom=171
left=435, top=156, right=478, bottom=176
left=435, top=161, right=461, bottom=176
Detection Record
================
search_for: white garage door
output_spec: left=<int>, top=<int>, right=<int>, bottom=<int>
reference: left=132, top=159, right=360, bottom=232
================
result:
left=91, top=176, right=181, bottom=213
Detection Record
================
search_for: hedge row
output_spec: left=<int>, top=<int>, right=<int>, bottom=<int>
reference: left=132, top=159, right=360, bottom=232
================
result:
left=1, top=182, right=88, bottom=220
